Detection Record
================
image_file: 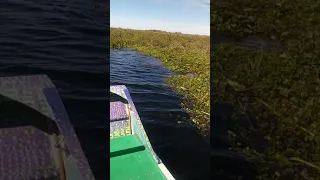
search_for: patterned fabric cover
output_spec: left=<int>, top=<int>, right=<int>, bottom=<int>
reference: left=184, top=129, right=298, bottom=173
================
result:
left=110, top=101, right=128, bottom=122
left=0, top=126, right=59, bottom=180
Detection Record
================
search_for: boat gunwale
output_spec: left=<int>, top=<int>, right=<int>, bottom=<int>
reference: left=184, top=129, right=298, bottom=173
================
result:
left=110, top=85, right=175, bottom=179
left=0, top=74, right=95, bottom=180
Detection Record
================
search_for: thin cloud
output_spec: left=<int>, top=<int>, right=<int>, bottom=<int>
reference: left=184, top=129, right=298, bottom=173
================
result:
left=188, top=0, right=210, bottom=10
left=151, top=0, right=209, bottom=10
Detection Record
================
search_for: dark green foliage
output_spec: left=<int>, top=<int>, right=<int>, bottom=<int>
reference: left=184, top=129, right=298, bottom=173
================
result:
left=212, top=0, right=320, bottom=178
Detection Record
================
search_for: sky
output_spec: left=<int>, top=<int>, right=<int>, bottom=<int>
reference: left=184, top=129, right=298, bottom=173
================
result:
left=110, top=0, right=210, bottom=36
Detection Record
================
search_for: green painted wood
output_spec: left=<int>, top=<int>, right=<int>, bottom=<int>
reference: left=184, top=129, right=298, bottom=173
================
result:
left=110, top=135, right=145, bottom=157
left=110, top=149, right=166, bottom=180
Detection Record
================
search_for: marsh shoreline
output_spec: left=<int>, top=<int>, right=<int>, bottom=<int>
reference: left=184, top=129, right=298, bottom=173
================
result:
left=110, top=28, right=210, bottom=136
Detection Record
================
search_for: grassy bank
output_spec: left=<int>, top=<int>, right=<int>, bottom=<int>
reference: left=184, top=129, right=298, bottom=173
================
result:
left=110, top=28, right=210, bottom=135
left=212, top=0, right=320, bottom=179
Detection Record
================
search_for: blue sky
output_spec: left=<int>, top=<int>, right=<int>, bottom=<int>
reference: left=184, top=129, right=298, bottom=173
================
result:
left=110, top=0, right=210, bottom=35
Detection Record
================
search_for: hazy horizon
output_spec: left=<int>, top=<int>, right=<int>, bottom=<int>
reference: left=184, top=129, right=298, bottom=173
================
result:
left=111, top=0, right=210, bottom=36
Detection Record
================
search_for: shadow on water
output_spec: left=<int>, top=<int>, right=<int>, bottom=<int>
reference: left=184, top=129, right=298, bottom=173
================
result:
left=211, top=102, right=257, bottom=179
left=111, top=49, right=210, bottom=180
left=0, top=1, right=109, bottom=179
left=211, top=32, right=282, bottom=51
left=211, top=33, right=282, bottom=179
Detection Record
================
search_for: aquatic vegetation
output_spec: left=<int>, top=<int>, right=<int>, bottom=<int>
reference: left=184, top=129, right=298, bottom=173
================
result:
left=110, top=28, right=210, bottom=136
left=212, top=0, right=320, bottom=179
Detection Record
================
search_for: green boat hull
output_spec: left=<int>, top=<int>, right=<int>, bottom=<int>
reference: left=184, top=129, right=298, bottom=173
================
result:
left=110, top=85, right=174, bottom=180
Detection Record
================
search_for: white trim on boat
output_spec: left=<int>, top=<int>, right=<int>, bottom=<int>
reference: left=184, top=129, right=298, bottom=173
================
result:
left=158, top=163, right=175, bottom=180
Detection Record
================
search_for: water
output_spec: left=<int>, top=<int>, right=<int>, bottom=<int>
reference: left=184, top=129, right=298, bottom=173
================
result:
left=211, top=102, right=257, bottom=179
left=0, top=1, right=267, bottom=179
left=210, top=32, right=279, bottom=179
left=0, top=1, right=109, bottom=179
left=211, top=32, right=282, bottom=51
left=111, top=49, right=210, bottom=179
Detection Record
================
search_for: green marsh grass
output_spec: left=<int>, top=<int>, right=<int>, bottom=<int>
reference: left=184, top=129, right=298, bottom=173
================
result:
left=212, top=0, right=320, bottom=179
left=110, top=28, right=210, bottom=136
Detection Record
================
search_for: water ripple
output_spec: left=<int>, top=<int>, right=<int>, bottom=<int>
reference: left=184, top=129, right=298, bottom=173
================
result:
left=0, top=1, right=109, bottom=179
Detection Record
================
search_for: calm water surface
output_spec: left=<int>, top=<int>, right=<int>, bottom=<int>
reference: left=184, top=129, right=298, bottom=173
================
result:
left=0, top=0, right=261, bottom=179
left=111, top=49, right=210, bottom=179
left=0, top=1, right=109, bottom=179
